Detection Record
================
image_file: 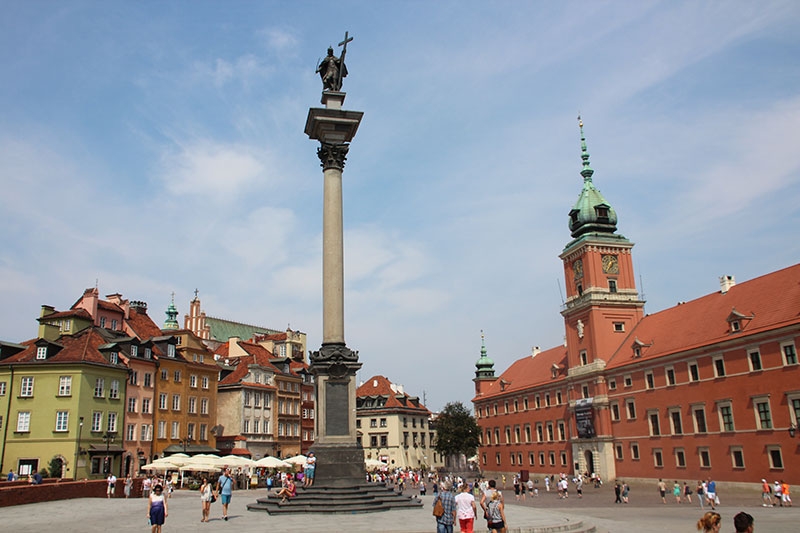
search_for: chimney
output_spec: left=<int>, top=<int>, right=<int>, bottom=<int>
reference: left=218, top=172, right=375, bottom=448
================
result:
left=720, top=275, right=736, bottom=294
left=130, top=300, right=148, bottom=314
left=531, top=346, right=541, bottom=357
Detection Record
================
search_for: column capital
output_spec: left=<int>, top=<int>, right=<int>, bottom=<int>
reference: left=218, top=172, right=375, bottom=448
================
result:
left=317, top=142, right=350, bottom=171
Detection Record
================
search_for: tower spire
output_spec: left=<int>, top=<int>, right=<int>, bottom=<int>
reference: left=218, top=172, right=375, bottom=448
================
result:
left=578, top=114, right=594, bottom=181
left=164, top=292, right=179, bottom=330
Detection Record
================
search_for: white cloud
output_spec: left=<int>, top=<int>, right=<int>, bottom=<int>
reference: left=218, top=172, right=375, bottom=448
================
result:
left=156, top=140, right=269, bottom=200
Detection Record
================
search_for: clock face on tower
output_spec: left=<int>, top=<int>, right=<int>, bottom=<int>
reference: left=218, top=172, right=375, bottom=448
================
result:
left=601, top=254, right=619, bottom=274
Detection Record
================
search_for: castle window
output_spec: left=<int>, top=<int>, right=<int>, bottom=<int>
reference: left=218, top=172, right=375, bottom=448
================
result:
left=782, top=342, right=798, bottom=366
left=608, top=279, right=617, bottom=293
left=748, top=350, right=762, bottom=371
left=576, top=282, right=583, bottom=296
left=653, top=448, right=663, bottom=468
left=713, top=356, right=726, bottom=377
left=613, top=322, right=624, bottom=332
left=665, top=367, right=676, bottom=386
left=580, top=351, right=588, bottom=365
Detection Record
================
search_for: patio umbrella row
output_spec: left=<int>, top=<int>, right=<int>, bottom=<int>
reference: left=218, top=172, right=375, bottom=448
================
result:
left=141, top=453, right=308, bottom=472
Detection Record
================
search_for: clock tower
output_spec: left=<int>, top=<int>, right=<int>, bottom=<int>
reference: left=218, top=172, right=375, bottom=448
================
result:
left=559, top=118, right=645, bottom=370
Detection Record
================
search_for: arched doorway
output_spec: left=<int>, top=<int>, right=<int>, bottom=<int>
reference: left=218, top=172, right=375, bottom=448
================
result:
left=125, top=455, right=132, bottom=476
left=584, top=450, right=595, bottom=475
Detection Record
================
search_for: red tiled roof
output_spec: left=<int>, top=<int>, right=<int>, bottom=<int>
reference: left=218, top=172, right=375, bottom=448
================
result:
left=37, top=308, right=93, bottom=321
left=2, top=328, right=119, bottom=367
left=607, top=263, right=800, bottom=368
left=126, top=309, right=163, bottom=341
left=473, top=345, right=568, bottom=401
left=217, top=340, right=282, bottom=385
left=357, top=375, right=431, bottom=413
left=98, top=300, right=123, bottom=313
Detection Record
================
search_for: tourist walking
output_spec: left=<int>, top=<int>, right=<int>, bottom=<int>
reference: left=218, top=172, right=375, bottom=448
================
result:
left=216, top=467, right=234, bottom=521
left=454, top=482, right=476, bottom=533
left=674, top=481, right=682, bottom=504
left=658, top=478, right=667, bottom=504
left=199, top=476, right=213, bottom=523
left=433, top=481, right=457, bottom=533
left=684, top=481, right=693, bottom=503
left=106, top=473, right=117, bottom=498
left=147, top=484, right=168, bottom=533
left=614, top=481, right=622, bottom=504
left=621, top=482, right=630, bottom=504
left=706, top=479, right=717, bottom=510
left=761, top=479, right=772, bottom=507
left=696, top=480, right=705, bottom=509
left=780, top=480, right=792, bottom=506
left=124, top=475, right=133, bottom=499
left=486, top=490, right=507, bottom=533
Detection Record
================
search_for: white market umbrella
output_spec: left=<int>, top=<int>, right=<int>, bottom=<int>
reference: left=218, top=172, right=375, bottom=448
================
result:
left=179, top=462, right=221, bottom=473
left=221, top=455, right=255, bottom=467
left=284, top=454, right=307, bottom=466
left=254, top=456, right=291, bottom=469
left=365, top=458, right=384, bottom=468
left=141, top=461, right=178, bottom=471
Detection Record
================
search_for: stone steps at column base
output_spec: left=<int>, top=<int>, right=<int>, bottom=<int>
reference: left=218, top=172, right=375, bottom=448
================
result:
left=246, top=483, right=423, bottom=514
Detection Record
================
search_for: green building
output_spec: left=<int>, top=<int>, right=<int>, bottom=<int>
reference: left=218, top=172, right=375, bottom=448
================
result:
left=0, top=327, right=128, bottom=479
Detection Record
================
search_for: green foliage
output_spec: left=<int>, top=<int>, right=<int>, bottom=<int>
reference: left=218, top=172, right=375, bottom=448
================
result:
left=433, top=401, right=480, bottom=458
left=46, top=456, right=63, bottom=478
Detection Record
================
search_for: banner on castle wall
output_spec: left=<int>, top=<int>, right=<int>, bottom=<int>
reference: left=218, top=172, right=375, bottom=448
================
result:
left=575, top=398, right=596, bottom=438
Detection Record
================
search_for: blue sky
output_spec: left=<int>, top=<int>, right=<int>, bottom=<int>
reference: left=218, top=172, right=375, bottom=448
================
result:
left=1, top=1, right=799, bottom=412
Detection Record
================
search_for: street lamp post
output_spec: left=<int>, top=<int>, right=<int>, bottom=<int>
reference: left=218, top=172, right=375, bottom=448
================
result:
left=73, top=416, right=84, bottom=480
left=102, top=431, right=117, bottom=475
left=180, top=437, right=192, bottom=454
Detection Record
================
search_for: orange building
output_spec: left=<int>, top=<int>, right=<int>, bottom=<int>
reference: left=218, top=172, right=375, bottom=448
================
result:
left=473, top=121, right=800, bottom=486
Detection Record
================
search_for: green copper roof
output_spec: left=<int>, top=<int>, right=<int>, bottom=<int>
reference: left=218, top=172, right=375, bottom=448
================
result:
left=163, top=293, right=179, bottom=330
left=475, top=331, right=495, bottom=375
left=204, top=316, right=280, bottom=342
left=568, top=117, right=618, bottom=238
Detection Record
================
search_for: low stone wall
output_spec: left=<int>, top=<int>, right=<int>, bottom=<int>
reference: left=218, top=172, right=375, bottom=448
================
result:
left=0, top=478, right=143, bottom=507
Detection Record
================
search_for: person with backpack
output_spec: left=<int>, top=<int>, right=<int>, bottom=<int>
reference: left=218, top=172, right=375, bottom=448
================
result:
left=486, top=490, right=507, bottom=533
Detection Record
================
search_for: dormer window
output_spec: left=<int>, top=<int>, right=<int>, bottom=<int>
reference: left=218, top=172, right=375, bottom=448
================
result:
left=36, top=346, right=47, bottom=360
left=110, top=352, right=118, bottom=364
left=131, top=345, right=138, bottom=358
left=100, top=317, right=106, bottom=328
left=167, top=344, right=175, bottom=358
left=633, top=347, right=641, bottom=358
left=726, top=308, right=753, bottom=333
left=632, top=338, right=652, bottom=358
left=595, top=206, right=609, bottom=218
left=144, top=347, right=152, bottom=359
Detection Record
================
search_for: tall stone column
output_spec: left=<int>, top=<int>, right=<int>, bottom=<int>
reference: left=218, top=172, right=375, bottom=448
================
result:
left=305, top=90, right=364, bottom=486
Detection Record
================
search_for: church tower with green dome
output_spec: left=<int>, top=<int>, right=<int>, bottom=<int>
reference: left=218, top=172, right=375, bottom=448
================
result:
left=163, top=293, right=180, bottom=330
left=559, top=117, right=646, bottom=370
left=473, top=331, right=497, bottom=397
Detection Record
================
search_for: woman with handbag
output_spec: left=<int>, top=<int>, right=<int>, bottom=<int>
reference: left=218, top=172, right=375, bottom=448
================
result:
left=199, top=477, right=213, bottom=523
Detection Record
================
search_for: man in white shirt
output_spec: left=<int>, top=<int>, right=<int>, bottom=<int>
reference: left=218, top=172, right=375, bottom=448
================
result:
left=106, top=473, right=117, bottom=498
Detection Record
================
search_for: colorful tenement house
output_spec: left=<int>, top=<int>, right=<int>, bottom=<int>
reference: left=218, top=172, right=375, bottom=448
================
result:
left=0, top=326, right=128, bottom=480
left=472, top=120, right=800, bottom=485
left=356, top=375, right=444, bottom=470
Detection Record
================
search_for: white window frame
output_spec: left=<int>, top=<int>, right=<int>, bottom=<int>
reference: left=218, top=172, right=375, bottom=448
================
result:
left=36, top=346, right=47, bottom=360
left=674, top=447, right=686, bottom=468
left=94, top=378, right=105, bottom=398
left=645, top=371, right=655, bottom=390
left=698, top=447, right=711, bottom=468
left=59, top=376, right=72, bottom=396
left=623, top=374, right=632, bottom=387
left=692, top=405, right=708, bottom=433
left=91, top=411, right=102, bottom=432
left=200, top=398, right=209, bottom=415
left=653, top=448, right=663, bottom=468
left=610, top=401, right=621, bottom=421
left=109, top=379, right=120, bottom=400
left=107, top=412, right=117, bottom=432
left=20, top=376, right=34, bottom=397
left=171, top=421, right=180, bottom=439
left=17, top=411, right=31, bottom=432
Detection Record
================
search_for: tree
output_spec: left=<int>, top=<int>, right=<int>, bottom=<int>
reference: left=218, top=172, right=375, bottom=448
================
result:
left=433, top=401, right=480, bottom=466
left=46, top=456, right=64, bottom=478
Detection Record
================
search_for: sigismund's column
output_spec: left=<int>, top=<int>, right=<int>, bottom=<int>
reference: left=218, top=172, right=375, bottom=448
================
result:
left=304, top=32, right=365, bottom=487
